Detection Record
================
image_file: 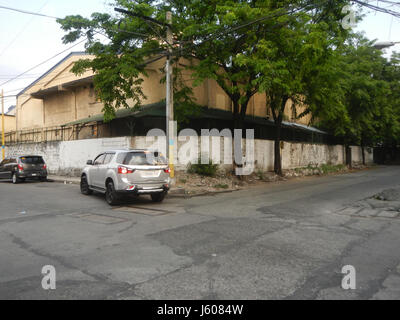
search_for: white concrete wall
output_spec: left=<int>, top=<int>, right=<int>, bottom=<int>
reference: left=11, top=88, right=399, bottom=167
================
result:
left=5, top=136, right=374, bottom=176
left=130, top=136, right=373, bottom=172
left=5, top=137, right=130, bottom=176
left=351, top=146, right=374, bottom=165
left=281, top=143, right=346, bottom=170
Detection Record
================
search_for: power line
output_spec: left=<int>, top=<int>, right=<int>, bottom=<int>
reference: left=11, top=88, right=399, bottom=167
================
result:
left=0, top=38, right=87, bottom=87
left=0, top=4, right=167, bottom=41
left=0, top=53, right=170, bottom=99
left=0, top=4, right=59, bottom=19
left=0, top=2, right=321, bottom=93
left=0, top=75, right=42, bottom=79
left=165, top=4, right=311, bottom=62
left=0, top=1, right=51, bottom=58
left=5, top=4, right=312, bottom=91
left=374, top=0, right=400, bottom=8
left=353, top=0, right=400, bottom=18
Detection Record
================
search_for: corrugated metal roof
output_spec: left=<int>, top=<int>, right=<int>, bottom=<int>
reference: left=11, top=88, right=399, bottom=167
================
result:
left=63, top=101, right=166, bottom=126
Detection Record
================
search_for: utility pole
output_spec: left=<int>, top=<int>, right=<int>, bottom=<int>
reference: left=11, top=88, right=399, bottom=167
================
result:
left=1, top=89, right=5, bottom=160
left=114, top=7, right=175, bottom=179
left=165, top=11, right=175, bottom=179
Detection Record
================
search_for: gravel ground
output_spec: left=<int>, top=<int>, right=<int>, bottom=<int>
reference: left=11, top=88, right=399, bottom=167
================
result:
left=174, top=165, right=369, bottom=195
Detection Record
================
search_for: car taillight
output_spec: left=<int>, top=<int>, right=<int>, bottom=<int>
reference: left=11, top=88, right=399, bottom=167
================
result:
left=118, top=166, right=134, bottom=174
left=43, top=164, right=47, bottom=170
left=18, top=164, right=23, bottom=171
left=164, top=167, right=171, bottom=174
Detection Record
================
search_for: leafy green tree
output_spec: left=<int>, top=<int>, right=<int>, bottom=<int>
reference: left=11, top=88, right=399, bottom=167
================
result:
left=379, top=52, right=400, bottom=156
left=58, top=0, right=353, bottom=174
left=315, top=36, right=400, bottom=165
left=234, top=2, right=352, bottom=174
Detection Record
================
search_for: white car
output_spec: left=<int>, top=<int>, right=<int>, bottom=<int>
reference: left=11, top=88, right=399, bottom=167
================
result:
left=80, top=149, right=171, bottom=205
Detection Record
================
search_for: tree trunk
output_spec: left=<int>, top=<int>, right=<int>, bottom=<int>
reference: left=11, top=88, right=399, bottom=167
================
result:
left=271, top=96, right=287, bottom=176
left=274, top=120, right=283, bottom=175
left=345, top=145, right=352, bottom=168
left=231, top=100, right=241, bottom=130
left=361, top=145, right=366, bottom=166
left=232, top=100, right=245, bottom=177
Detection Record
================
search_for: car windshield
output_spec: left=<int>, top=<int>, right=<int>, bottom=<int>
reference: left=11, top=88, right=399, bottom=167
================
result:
left=20, top=156, right=44, bottom=164
left=120, top=152, right=167, bottom=166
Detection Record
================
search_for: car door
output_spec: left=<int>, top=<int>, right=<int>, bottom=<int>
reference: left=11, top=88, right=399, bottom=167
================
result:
left=6, top=158, right=18, bottom=179
left=91, top=154, right=106, bottom=188
left=96, top=153, right=114, bottom=188
left=0, top=158, right=9, bottom=179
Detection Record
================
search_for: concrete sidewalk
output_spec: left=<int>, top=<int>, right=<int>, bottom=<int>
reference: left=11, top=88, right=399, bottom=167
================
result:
left=48, top=175, right=80, bottom=184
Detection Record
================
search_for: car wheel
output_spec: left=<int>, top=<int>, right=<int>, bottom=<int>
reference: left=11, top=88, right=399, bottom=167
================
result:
left=12, top=172, right=20, bottom=184
left=105, top=180, right=119, bottom=205
left=151, top=192, right=165, bottom=203
left=80, top=175, right=92, bottom=195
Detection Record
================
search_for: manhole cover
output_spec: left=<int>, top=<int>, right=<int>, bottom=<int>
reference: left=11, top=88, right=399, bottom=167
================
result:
left=113, top=206, right=172, bottom=216
left=69, top=213, right=128, bottom=224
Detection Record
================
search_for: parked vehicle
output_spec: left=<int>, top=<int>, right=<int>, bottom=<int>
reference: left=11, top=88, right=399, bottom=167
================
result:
left=0, top=155, right=48, bottom=184
left=80, top=149, right=171, bottom=205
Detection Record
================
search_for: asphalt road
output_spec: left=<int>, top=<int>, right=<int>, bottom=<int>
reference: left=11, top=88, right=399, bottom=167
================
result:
left=1, top=166, right=400, bottom=300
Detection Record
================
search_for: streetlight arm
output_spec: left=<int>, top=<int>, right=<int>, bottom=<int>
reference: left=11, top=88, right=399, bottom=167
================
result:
left=373, top=41, right=400, bottom=49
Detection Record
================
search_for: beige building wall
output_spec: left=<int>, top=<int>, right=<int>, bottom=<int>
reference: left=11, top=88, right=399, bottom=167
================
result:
left=16, top=53, right=96, bottom=130
left=18, top=98, right=43, bottom=130
left=17, top=53, right=314, bottom=131
left=75, top=86, right=104, bottom=120
left=0, top=114, right=16, bottom=133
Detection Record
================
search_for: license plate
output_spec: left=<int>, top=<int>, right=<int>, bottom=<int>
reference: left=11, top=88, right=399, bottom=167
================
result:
left=32, top=174, right=37, bottom=176
left=141, top=170, right=160, bottom=178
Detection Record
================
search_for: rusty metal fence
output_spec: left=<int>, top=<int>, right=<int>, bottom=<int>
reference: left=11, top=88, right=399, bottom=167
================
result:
left=4, top=122, right=100, bottom=145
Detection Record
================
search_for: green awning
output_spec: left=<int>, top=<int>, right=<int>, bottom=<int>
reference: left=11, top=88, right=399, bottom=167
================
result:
left=63, top=101, right=166, bottom=126
left=63, top=100, right=327, bottom=135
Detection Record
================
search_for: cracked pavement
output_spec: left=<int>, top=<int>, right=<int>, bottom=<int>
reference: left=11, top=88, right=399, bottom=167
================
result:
left=1, top=166, right=400, bottom=300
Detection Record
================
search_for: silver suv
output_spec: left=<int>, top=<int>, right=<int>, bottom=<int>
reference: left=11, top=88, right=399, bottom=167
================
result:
left=80, top=149, right=171, bottom=205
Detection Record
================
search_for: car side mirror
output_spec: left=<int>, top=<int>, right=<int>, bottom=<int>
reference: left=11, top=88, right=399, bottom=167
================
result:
left=87, top=160, right=93, bottom=165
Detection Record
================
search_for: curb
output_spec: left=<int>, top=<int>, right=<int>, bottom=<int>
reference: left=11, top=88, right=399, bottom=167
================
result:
left=48, top=177, right=80, bottom=185
left=167, top=188, right=239, bottom=199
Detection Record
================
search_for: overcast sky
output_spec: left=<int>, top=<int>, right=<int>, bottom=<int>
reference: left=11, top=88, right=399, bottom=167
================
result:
left=0, top=0, right=399, bottom=111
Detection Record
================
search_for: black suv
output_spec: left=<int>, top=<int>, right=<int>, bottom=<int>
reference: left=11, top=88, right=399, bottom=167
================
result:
left=0, top=156, right=48, bottom=184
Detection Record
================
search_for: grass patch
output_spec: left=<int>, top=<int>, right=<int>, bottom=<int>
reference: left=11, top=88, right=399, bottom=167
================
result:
left=320, top=164, right=347, bottom=174
left=296, top=164, right=347, bottom=175
left=255, top=169, right=265, bottom=180
left=187, top=159, right=218, bottom=177
left=214, top=184, right=229, bottom=189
